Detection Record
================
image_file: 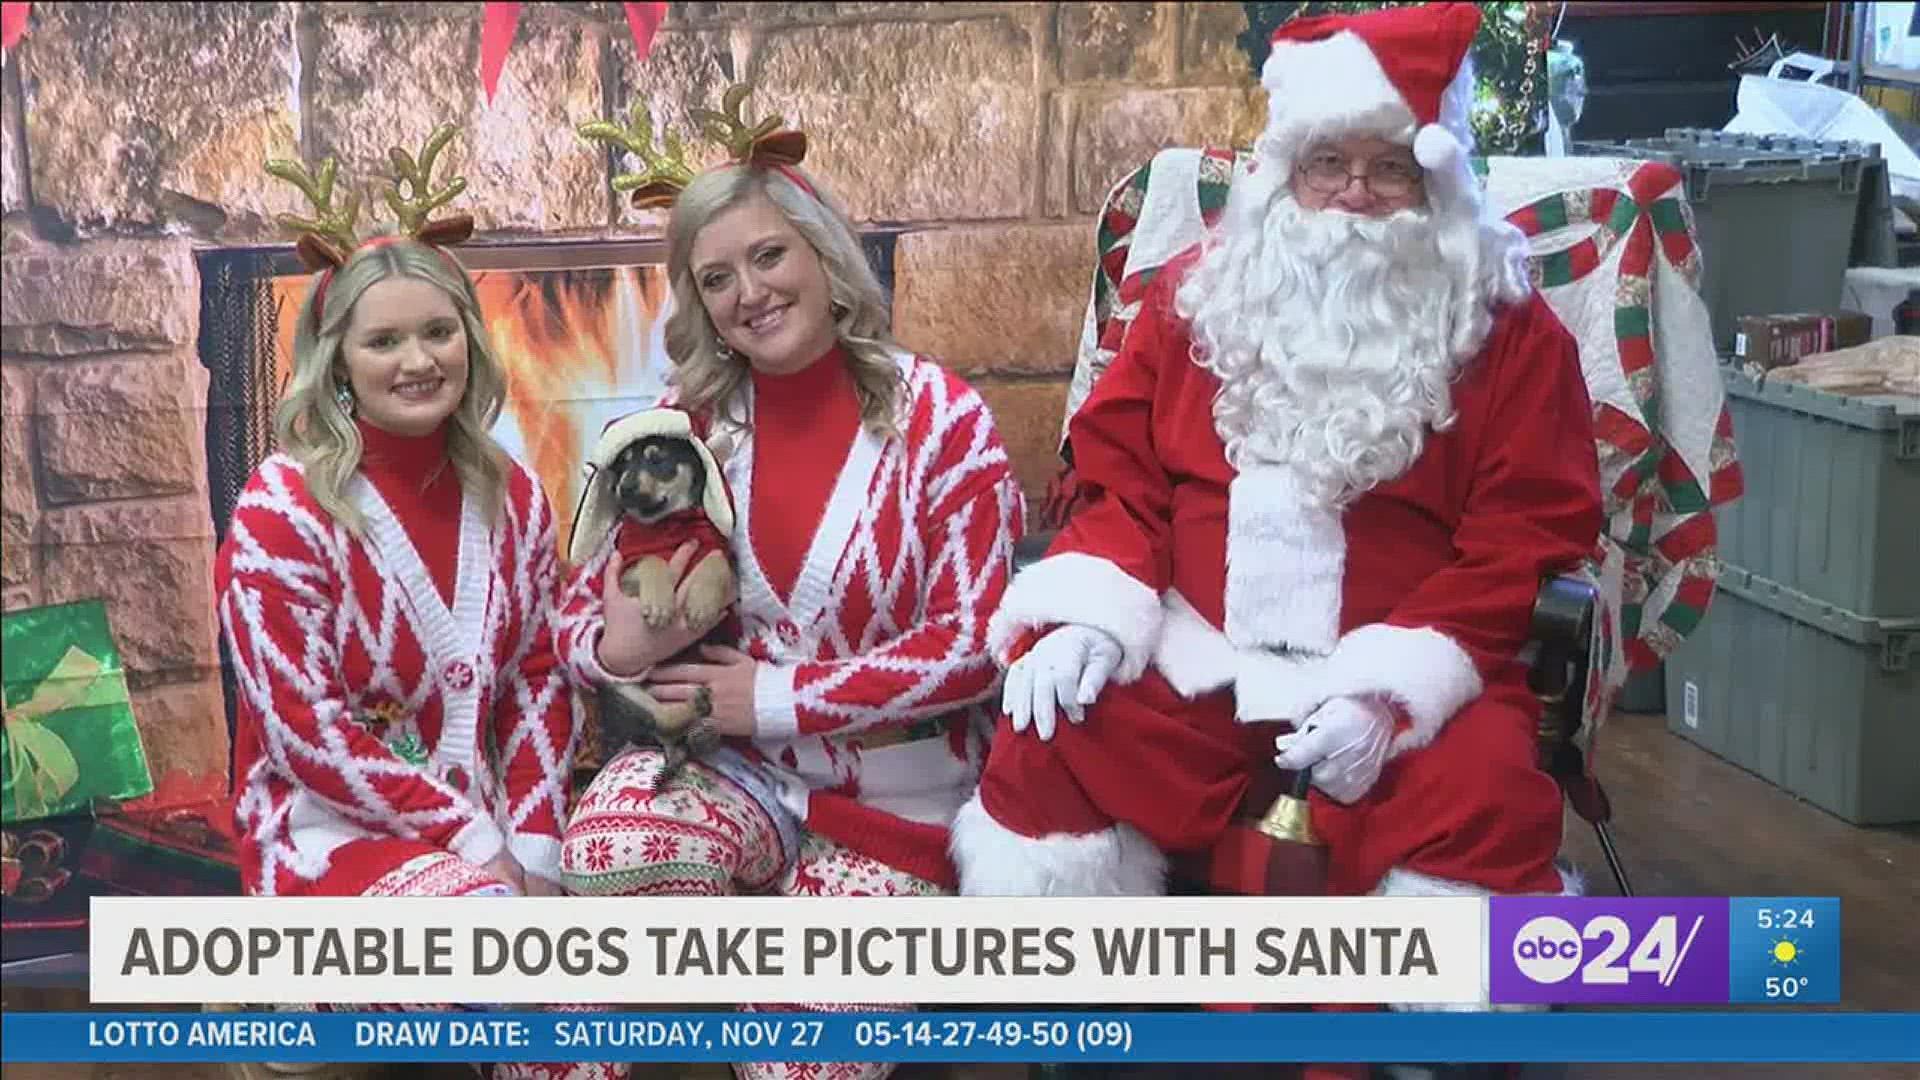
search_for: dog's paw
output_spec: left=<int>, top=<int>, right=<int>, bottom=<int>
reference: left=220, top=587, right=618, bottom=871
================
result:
left=681, top=557, right=737, bottom=629
left=682, top=597, right=725, bottom=630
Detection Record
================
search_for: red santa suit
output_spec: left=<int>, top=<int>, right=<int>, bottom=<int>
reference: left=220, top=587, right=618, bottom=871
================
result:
left=951, top=3, right=1604, bottom=903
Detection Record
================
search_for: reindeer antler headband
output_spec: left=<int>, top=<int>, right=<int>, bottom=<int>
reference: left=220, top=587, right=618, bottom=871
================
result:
left=578, top=81, right=814, bottom=211
left=265, top=123, right=476, bottom=324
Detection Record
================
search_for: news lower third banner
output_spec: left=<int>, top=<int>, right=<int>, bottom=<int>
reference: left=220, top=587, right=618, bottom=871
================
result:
left=6, top=1014, right=1918, bottom=1065
left=83, top=895, right=1840, bottom=1009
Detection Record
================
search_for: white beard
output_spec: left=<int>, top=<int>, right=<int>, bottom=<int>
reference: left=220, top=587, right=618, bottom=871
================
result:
left=1175, top=166, right=1523, bottom=511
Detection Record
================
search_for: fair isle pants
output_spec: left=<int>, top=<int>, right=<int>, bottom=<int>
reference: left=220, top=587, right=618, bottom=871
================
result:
left=561, top=749, right=946, bottom=1080
left=293, top=839, right=626, bottom=1080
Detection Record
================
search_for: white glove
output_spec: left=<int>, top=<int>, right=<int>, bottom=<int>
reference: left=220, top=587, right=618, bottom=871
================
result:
left=1004, top=625, right=1123, bottom=741
left=1272, top=695, right=1395, bottom=804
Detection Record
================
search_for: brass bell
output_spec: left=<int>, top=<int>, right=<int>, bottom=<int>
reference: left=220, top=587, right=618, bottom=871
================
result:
left=1256, top=769, right=1321, bottom=847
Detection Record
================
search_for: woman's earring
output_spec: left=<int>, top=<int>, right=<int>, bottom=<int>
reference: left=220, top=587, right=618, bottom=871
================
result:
left=715, top=341, right=735, bottom=361
left=334, top=381, right=356, bottom=417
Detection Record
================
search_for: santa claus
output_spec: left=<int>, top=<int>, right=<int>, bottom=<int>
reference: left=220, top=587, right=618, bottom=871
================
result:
left=952, top=3, right=1603, bottom=909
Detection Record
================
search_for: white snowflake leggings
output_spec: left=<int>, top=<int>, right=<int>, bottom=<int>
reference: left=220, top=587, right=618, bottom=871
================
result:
left=561, top=748, right=947, bottom=1080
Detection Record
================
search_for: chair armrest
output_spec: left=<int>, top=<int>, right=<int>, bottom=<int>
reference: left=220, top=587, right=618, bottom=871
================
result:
left=1528, top=573, right=1597, bottom=779
left=1013, top=530, right=1058, bottom=575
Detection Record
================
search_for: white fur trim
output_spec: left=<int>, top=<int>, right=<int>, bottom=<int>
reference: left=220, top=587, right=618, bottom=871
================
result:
left=988, top=552, right=1161, bottom=684
left=568, top=408, right=734, bottom=564
left=1149, top=600, right=1481, bottom=734
left=1259, top=30, right=1418, bottom=169
left=1233, top=650, right=1323, bottom=724
left=1413, top=124, right=1460, bottom=170
left=1374, top=861, right=1585, bottom=900
left=753, top=662, right=801, bottom=739
left=1415, top=57, right=1487, bottom=229
left=949, top=794, right=1168, bottom=897
left=1152, top=591, right=1240, bottom=699
left=1316, top=623, right=1483, bottom=755
left=1225, top=466, right=1345, bottom=654
left=1377, top=862, right=1583, bottom=1013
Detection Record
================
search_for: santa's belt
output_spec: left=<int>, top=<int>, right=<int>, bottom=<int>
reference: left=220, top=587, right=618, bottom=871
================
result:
left=838, top=717, right=948, bottom=753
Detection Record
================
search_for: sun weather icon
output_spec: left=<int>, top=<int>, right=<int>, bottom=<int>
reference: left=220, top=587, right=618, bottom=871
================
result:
left=1730, top=898, right=1838, bottom=1004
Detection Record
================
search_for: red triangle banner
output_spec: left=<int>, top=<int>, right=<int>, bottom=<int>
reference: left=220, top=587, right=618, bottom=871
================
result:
left=478, top=3, right=668, bottom=102
left=479, top=1, right=522, bottom=105
left=1, top=2, right=30, bottom=54
left=624, top=2, right=667, bottom=62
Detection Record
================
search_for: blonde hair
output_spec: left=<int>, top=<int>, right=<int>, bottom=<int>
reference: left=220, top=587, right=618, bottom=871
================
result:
left=274, top=236, right=511, bottom=534
left=663, top=165, right=902, bottom=437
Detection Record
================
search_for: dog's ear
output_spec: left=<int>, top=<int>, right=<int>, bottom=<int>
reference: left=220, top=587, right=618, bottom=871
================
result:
left=683, top=447, right=708, bottom=505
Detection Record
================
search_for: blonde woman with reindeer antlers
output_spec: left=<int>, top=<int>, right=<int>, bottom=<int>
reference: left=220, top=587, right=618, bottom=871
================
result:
left=214, top=126, right=623, bottom=1080
left=555, top=86, right=1026, bottom=1080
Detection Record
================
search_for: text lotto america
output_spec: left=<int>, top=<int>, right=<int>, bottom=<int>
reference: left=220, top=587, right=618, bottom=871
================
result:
left=121, top=924, right=1440, bottom=980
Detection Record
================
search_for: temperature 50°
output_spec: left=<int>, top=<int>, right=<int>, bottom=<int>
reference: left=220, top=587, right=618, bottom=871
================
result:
left=1766, top=976, right=1809, bottom=999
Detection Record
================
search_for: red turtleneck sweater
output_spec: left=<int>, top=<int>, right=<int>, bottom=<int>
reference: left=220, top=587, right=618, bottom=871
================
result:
left=750, top=346, right=863, bottom=605
left=358, top=420, right=462, bottom=608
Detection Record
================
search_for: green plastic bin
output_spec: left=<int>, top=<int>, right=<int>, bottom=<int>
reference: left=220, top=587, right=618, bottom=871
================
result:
left=1716, top=367, right=1920, bottom=619
left=1665, top=565, right=1919, bottom=826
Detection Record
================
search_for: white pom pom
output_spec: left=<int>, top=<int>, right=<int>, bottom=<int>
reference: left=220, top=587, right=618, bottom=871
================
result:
left=1414, top=125, right=1461, bottom=170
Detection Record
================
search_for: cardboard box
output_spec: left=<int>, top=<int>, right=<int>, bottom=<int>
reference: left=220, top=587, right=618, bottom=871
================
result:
left=1734, top=311, right=1874, bottom=369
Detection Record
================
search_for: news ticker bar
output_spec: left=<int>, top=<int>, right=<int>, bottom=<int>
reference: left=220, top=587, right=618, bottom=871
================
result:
left=85, top=895, right=1841, bottom=1008
left=5, top=1012, right=1917, bottom=1064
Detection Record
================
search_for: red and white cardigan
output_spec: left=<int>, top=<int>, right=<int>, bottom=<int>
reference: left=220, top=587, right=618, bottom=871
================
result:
left=557, top=351, right=1025, bottom=887
left=216, top=455, right=578, bottom=896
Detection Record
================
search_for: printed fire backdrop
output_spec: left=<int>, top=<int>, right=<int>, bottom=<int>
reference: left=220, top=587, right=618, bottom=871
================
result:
left=269, top=261, right=679, bottom=549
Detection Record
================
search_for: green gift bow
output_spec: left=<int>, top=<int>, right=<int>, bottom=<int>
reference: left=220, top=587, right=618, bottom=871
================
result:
left=3, top=646, right=116, bottom=821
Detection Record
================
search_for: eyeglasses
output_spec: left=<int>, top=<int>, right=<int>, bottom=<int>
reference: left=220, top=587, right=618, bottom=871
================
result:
left=1296, top=150, right=1425, bottom=199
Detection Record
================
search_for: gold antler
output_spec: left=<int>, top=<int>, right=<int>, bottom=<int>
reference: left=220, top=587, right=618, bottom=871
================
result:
left=686, top=82, right=805, bottom=167
left=384, top=123, right=469, bottom=236
left=264, top=156, right=362, bottom=269
left=578, top=98, right=697, bottom=210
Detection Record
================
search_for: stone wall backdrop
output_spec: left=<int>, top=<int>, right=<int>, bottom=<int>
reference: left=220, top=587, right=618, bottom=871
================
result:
left=0, top=1, right=1267, bottom=792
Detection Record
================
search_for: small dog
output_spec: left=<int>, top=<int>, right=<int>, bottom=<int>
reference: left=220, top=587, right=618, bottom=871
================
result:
left=596, top=431, right=740, bottom=784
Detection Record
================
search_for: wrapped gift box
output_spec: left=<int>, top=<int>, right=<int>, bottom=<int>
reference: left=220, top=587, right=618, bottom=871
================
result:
left=1, top=814, right=118, bottom=963
left=3, top=600, right=155, bottom=824
left=2, top=797, right=240, bottom=965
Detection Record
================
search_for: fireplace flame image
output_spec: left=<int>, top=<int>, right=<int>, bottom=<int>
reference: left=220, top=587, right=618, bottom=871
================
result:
left=270, top=263, right=679, bottom=556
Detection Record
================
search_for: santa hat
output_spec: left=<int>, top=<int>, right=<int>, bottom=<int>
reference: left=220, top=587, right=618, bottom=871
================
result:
left=1259, top=2, right=1482, bottom=175
left=567, top=407, right=735, bottom=565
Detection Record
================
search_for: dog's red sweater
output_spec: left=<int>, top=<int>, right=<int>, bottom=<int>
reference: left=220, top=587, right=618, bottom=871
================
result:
left=613, top=511, right=730, bottom=578
left=611, top=511, right=740, bottom=648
